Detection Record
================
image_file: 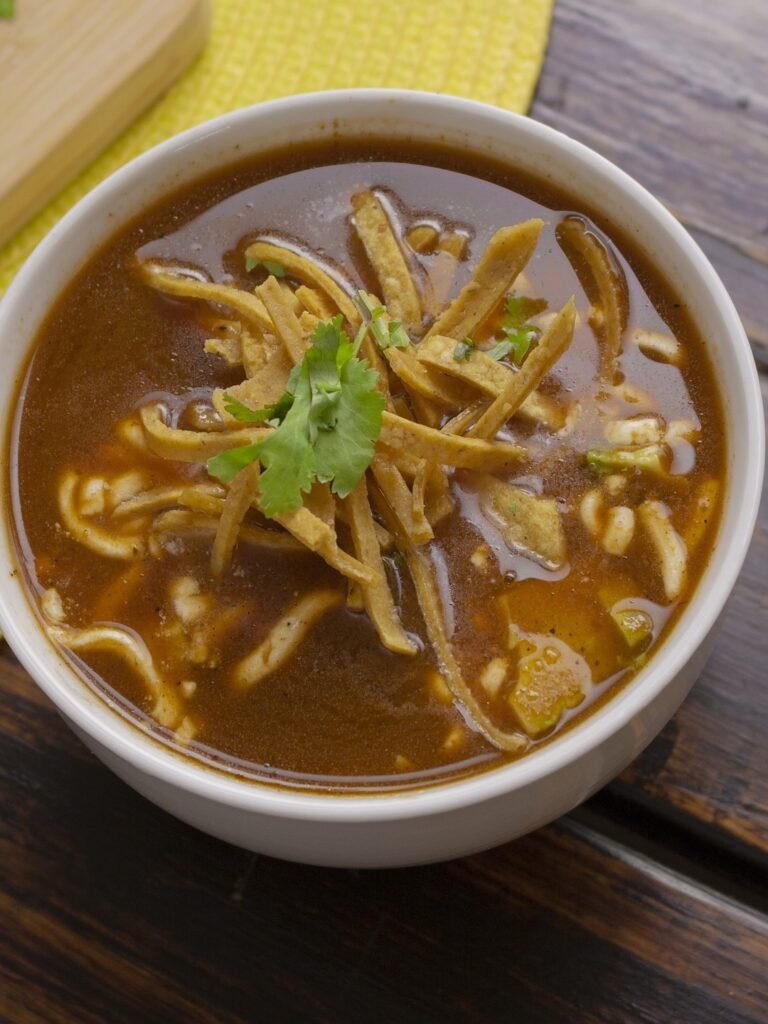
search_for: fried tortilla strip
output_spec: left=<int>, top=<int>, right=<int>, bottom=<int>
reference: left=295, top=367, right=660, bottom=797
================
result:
left=211, top=462, right=262, bottom=577
left=244, top=240, right=359, bottom=326
left=384, top=345, right=471, bottom=409
left=417, top=336, right=566, bottom=430
left=427, top=231, right=469, bottom=314
left=214, top=341, right=293, bottom=425
left=371, top=455, right=434, bottom=545
left=295, top=285, right=337, bottom=320
left=256, top=276, right=312, bottom=365
left=304, top=481, right=336, bottom=531
left=407, top=548, right=526, bottom=751
left=424, top=220, right=543, bottom=341
left=204, top=320, right=243, bottom=367
left=140, top=403, right=270, bottom=462
left=557, top=216, right=627, bottom=381
left=344, top=478, right=417, bottom=655
left=406, top=224, right=439, bottom=253
left=48, top=621, right=181, bottom=728
left=235, top=590, right=343, bottom=689
left=477, top=474, right=567, bottom=569
left=471, top=298, right=576, bottom=439
left=151, top=509, right=303, bottom=552
left=112, top=483, right=226, bottom=520
left=177, top=488, right=226, bottom=515
left=379, top=411, right=524, bottom=469
left=140, top=262, right=272, bottom=331
left=269, top=505, right=375, bottom=586
left=351, top=190, right=422, bottom=333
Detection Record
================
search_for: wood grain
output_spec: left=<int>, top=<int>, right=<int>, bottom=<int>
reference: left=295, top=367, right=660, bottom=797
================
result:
left=0, top=0, right=210, bottom=246
left=1, top=689, right=766, bottom=1024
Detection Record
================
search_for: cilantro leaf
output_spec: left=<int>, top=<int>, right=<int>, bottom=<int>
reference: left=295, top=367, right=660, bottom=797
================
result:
left=485, top=339, right=515, bottom=361
left=245, top=256, right=287, bottom=277
left=207, top=315, right=384, bottom=515
left=355, top=291, right=411, bottom=349
left=453, top=338, right=475, bottom=361
left=503, top=295, right=547, bottom=330
left=207, top=443, right=263, bottom=484
left=0, top=0, right=14, bottom=17
left=222, top=393, right=293, bottom=425
left=313, top=350, right=384, bottom=497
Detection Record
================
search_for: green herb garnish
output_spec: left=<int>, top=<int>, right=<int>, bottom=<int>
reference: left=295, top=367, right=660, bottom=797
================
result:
left=354, top=291, right=410, bottom=349
left=491, top=294, right=548, bottom=365
left=453, top=337, right=475, bottom=361
left=245, top=256, right=286, bottom=277
left=0, top=0, right=15, bottom=18
left=208, top=316, right=385, bottom=516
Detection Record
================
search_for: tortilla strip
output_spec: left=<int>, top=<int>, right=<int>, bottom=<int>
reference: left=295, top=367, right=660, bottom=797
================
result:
left=48, top=622, right=180, bottom=728
left=417, top=336, right=566, bottom=430
left=557, top=216, right=627, bottom=381
left=379, top=411, right=524, bottom=469
left=351, top=190, right=422, bottom=333
left=471, top=298, right=576, bottom=439
left=427, top=231, right=469, bottom=314
left=295, top=285, right=337, bottom=320
left=304, top=481, right=336, bottom=531
left=335, top=503, right=393, bottom=551
left=140, top=262, right=272, bottom=331
left=244, top=240, right=360, bottom=327
left=406, top=224, right=439, bottom=253
left=211, top=462, right=262, bottom=577
left=151, top=509, right=303, bottom=552
left=140, top=403, right=270, bottom=462
left=234, top=590, right=343, bottom=689
left=112, top=483, right=226, bottom=520
left=205, top=335, right=242, bottom=367
left=270, top=505, right=375, bottom=585
left=241, top=327, right=272, bottom=378
left=409, top=391, right=444, bottom=429
left=177, top=488, right=226, bottom=516
left=256, top=276, right=312, bottom=365
left=344, top=478, right=417, bottom=655
left=424, top=220, right=543, bottom=341
left=59, top=471, right=145, bottom=560
left=365, top=497, right=525, bottom=754
left=384, top=345, right=471, bottom=409
left=371, top=455, right=434, bottom=545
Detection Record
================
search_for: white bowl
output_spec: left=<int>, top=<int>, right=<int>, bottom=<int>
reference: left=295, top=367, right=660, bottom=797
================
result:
left=0, top=91, right=763, bottom=868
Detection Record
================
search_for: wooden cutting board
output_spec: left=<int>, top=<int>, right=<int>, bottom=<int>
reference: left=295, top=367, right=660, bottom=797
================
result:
left=0, top=0, right=210, bottom=246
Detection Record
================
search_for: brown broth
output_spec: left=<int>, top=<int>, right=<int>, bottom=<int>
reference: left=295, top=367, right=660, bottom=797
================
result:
left=7, top=138, right=725, bottom=791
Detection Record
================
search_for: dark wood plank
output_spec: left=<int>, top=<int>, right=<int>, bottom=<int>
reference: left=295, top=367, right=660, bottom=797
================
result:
left=0, top=689, right=766, bottom=1024
left=532, top=0, right=768, bottom=369
left=531, top=0, right=768, bottom=861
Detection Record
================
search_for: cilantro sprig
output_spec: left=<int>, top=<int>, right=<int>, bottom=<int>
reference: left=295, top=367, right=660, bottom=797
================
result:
left=453, top=338, right=475, bottom=361
left=354, top=291, right=410, bottom=349
left=208, top=316, right=385, bottom=517
left=493, top=294, right=548, bottom=365
left=245, top=256, right=286, bottom=277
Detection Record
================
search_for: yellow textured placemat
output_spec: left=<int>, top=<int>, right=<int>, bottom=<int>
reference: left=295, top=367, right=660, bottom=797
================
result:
left=0, top=0, right=553, bottom=293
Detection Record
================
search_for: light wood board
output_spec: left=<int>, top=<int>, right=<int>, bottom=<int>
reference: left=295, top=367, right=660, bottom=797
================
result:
left=0, top=0, right=210, bottom=246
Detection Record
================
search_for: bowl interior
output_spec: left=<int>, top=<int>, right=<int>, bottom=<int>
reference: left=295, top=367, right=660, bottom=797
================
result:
left=0, top=90, right=763, bottom=817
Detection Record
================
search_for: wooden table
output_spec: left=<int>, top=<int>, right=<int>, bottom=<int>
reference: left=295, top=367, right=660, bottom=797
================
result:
left=2, top=2, right=766, bottom=1020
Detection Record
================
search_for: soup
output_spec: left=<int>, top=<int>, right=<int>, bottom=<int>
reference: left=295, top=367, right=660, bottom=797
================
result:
left=8, top=139, right=724, bottom=791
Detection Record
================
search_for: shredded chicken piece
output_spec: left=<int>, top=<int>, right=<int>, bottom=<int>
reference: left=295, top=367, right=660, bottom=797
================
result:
left=235, top=590, right=342, bottom=688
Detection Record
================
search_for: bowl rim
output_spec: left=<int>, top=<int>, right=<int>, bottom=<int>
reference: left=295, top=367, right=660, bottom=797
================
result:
left=0, top=88, right=763, bottom=824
